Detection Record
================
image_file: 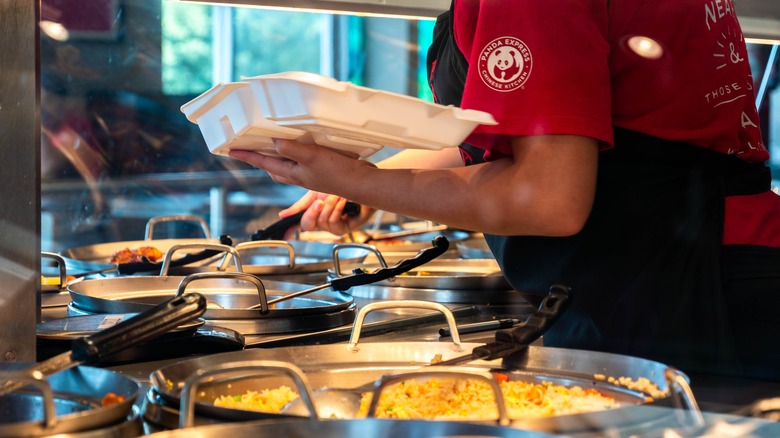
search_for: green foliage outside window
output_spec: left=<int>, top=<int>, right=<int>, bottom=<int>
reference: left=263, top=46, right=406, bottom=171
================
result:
left=233, top=9, right=322, bottom=79
left=161, top=1, right=212, bottom=95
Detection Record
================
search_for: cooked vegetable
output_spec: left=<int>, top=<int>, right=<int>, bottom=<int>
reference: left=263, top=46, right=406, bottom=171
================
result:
left=110, top=246, right=163, bottom=264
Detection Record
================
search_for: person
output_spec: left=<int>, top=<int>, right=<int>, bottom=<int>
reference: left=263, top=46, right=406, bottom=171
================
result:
left=229, top=0, right=780, bottom=381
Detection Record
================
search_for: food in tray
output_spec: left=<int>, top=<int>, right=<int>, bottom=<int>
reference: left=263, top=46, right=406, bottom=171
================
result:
left=101, top=392, right=126, bottom=407
left=41, top=274, right=77, bottom=287
left=357, top=376, right=619, bottom=420
left=213, top=386, right=299, bottom=413
left=109, top=246, right=163, bottom=264
left=593, top=374, right=666, bottom=401
left=212, top=374, right=629, bottom=420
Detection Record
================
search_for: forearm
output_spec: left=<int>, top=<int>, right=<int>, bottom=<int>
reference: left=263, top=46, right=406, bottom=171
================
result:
left=229, top=134, right=598, bottom=237
left=340, top=137, right=597, bottom=236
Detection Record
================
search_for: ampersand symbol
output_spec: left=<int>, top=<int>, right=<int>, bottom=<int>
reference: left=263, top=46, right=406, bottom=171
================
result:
left=729, top=43, right=744, bottom=64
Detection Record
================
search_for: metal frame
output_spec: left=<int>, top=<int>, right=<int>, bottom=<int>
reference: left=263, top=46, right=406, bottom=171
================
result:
left=0, top=0, right=41, bottom=361
left=176, top=0, right=449, bottom=20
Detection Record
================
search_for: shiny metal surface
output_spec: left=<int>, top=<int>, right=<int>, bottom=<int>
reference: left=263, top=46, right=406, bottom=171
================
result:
left=0, top=0, right=39, bottom=362
left=215, top=240, right=367, bottom=276
left=61, top=238, right=223, bottom=267
left=0, top=365, right=140, bottom=436
left=174, top=0, right=449, bottom=19
left=345, top=282, right=526, bottom=304
left=68, top=276, right=353, bottom=319
left=335, top=258, right=510, bottom=291
left=147, top=344, right=677, bottom=433
left=145, top=417, right=540, bottom=438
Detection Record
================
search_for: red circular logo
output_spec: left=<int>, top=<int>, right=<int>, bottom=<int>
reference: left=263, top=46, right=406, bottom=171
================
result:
left=478, top=36, right=533, bottom=92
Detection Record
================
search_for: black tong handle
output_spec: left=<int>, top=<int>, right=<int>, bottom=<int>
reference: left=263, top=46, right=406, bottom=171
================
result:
left=72, top=293, right=207, bottom=363
left=330, top=235, right=450, bottom=291
left=471, top=284, right=571, bottom=361
left=252, top=201, right=361, bottom=241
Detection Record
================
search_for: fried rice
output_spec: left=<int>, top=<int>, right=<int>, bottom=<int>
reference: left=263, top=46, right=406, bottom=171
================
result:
left=357, top=378, right=619, bottom=420
left=213, top=385, right=299, bottom=413
left=213, top=377, right=619, bottom=420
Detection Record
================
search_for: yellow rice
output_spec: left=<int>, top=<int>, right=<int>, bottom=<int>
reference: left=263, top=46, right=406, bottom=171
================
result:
left=212, top=379, right=620, bottom=419
left=213, top=385, right=299, bottom=413
left=357, top=378, right=619, bottom=419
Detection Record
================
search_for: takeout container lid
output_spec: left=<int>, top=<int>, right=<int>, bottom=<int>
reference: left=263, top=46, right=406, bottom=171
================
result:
left=181, top=71, right=497, bottom=159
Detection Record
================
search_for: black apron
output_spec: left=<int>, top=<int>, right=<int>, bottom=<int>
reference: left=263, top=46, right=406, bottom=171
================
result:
left=428, top=2, right=777, bottom=379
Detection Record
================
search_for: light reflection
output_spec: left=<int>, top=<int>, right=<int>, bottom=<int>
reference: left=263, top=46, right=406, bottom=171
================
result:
left=627, top=35, right=664, bottom=60
left=40, top=20, right=69, bottom=41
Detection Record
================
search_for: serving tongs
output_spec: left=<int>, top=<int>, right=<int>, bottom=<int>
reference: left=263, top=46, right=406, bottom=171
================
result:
left=346, top=223, right=449, bottom=244
left=244, top=235, right=450, bottom=310
left=252, top=201, right=361, bottom=241
left=431, top=284, right=572, bottom=367
left=0, top=293, right=207, bottom=398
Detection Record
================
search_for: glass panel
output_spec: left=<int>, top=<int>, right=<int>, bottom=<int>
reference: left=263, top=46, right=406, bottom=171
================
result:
left=39, top=0, right=426, bottom=253
left=747, top=43, right=780, bottom=188
left=233, top=8, right=324, bottom=78
left=161, top=1, right=212, bottom=95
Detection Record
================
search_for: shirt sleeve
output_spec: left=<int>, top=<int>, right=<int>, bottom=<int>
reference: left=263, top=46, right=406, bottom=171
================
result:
left=456, top=0, right=613, bottom=159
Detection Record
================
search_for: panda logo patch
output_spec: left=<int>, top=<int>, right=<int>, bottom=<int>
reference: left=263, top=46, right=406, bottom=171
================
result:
left=478, top=36, right=532, bottom=92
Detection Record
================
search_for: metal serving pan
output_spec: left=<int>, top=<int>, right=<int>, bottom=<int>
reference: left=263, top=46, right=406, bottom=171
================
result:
left=147, top=345, right=682, bottom=434
left=181, top=239, right=368, bottom=276
left=59, top=215, right=224, bottom=274
left=147, top=300, right=687, bottom=435
left=0, top=293, right=206, bottom=437
left=66, top=243, right=352, bottom=317
left=144, top=417, right=542, bottom=438
left=0, top=365, right=141, bottom=437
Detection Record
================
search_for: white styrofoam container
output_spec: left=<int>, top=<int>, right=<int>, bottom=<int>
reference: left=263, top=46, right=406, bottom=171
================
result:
left=181, top=72, right=498, bottom=159
left=244, top=71, right=497, bottom=151
left=181, top=82, right=383, bottom=158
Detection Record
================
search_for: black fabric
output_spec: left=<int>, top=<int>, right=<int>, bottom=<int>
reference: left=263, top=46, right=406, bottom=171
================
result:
left=486, top=128, right=771, bottom=378
left=427, top=2, right=485, bottom=165
left=721, top=244, right=780, bottom=381
left=424, top=0, right=779, bottom=381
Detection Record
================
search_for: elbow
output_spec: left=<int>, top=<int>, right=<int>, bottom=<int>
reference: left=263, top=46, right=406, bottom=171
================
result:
left=481, top=193, right=593, bottom=237
left=541, top=210, right=589, bottom=237
left=537, top=195, right=593, bottom=236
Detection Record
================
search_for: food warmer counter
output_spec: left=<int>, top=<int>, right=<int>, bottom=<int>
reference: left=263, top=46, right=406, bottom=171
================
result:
left=22, top=236, right=780, bottom=437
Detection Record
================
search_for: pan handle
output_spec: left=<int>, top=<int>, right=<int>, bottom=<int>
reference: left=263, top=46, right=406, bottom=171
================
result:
left=71, top=293, right=207, bottom=364
left=347, top=300, right=463, bottom=353
left=329, top=235, right=449, bottom=292
left=176, top=272, right=269, bottom=314
left=331, top=243, right=387, bottom=277
left=159, top=243, right=243, bottom=275
left=179, top=360, right=319, bottom=428
left=1, top=370, right=57, bottom=428
left=145, top=215, right=212, bottom=240
left=223, top=240, right=296, bottom=270
left=665, top=368, right=705, bottom=431
left=40, top=252, right=68, bottom=291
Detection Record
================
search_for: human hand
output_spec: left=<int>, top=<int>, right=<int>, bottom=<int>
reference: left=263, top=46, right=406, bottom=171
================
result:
left=229, top=138, right=376, bottom=189
left=279, top=191, right=374, bottom=237
left=229, top=139, right=376, bottom=236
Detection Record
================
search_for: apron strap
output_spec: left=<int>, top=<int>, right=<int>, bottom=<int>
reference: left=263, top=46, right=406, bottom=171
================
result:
left=427, top=1, right=485, bottom=165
